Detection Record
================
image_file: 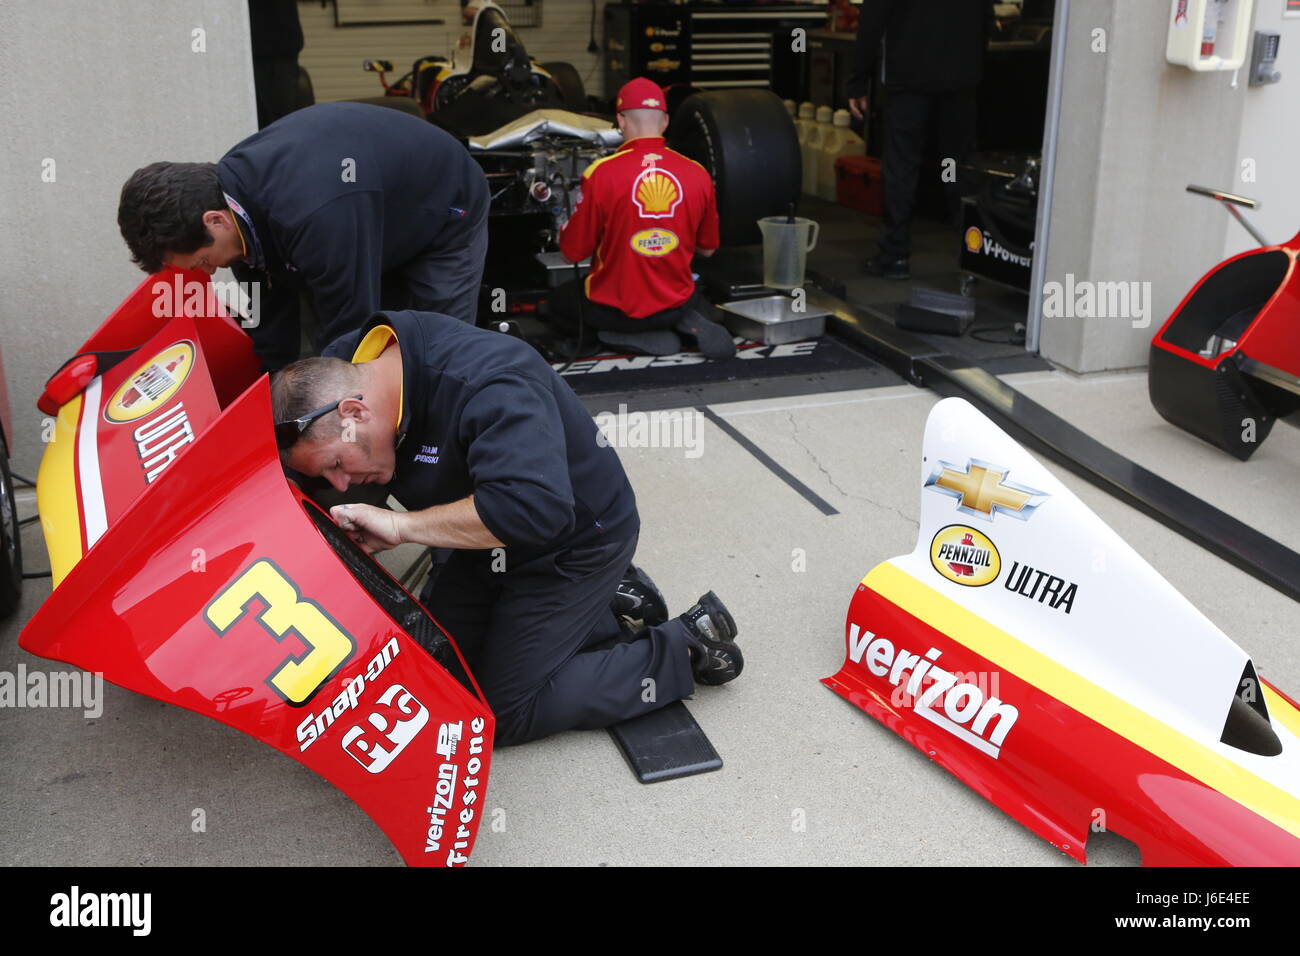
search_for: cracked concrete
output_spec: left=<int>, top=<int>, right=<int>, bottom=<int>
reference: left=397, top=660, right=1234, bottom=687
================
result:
left=3, top=372, right=1298, bottom=866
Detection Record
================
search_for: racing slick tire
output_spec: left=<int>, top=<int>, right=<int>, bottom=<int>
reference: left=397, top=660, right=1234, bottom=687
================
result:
left=295, top=66, right=316, bottom=112
left=541, top=61, right=585, bottom=109
left=0, top=447, right=22, bottom=618
left=668, top=89, right=801, bottom=247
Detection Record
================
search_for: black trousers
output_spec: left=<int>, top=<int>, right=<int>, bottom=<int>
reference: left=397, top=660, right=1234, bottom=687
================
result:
left=880, top=88, right=978, bottom=259
left=421, top=532, right=696, bottom=746
left=547, top=278, right=687, bottom=334
left=252, top=56, right=300, bottom=129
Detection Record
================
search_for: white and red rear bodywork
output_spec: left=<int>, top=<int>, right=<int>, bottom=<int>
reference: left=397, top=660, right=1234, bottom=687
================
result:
left=21, top=269, right=494, bottom=866
left=825, top=398, right=1300, bottom=865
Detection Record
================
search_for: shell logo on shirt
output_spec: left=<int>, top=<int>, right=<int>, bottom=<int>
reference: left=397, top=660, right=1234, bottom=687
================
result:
left=630, top=228, right=679, bottom=257
left=631, top=167, right=683, bottom=218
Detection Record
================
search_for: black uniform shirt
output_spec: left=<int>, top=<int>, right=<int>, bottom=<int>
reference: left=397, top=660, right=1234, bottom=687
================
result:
left=848, top=0, right=995, bottom=96
left=217, top=102, right=486, bottom=341
left=327, top=310, right=640, bottom=560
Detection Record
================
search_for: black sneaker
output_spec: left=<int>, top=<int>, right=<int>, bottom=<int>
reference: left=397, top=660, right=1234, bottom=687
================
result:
left=674, top=302, right=737, bottom=360
left=596, top=328, right=682, bottom=356
left=861, top=254, right=910, bottom=280
left=679, top=591, right=743, bottom=685
left=610, top=564, right=670, bottom=628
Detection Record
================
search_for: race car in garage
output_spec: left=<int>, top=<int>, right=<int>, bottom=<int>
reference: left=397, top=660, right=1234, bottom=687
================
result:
left=21, top=271, right=493, bottom=866
left=825, top=397, right=1300, bottom=866
left=356, top=1, right=801, bottom=351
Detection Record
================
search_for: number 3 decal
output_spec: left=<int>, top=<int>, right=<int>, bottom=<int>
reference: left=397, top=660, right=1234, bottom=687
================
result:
left=205, top=559, right=356, bottom=706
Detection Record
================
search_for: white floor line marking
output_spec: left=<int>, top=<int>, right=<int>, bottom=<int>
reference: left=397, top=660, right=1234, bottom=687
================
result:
left=714, top=389, right=927, bottom=418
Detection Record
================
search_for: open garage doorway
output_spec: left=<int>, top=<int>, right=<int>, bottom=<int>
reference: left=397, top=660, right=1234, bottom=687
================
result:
left=765, top=0, right=1063, bottom=372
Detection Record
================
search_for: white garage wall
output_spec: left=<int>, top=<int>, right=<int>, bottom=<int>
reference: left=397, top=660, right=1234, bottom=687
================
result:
left=1040, top=0, right=1242, bottom=372
left=0, top=0, right=257, bottom=477
left=1222, top=0, right=1300, bottom=257
left=299, top=0, right=606, bottom=103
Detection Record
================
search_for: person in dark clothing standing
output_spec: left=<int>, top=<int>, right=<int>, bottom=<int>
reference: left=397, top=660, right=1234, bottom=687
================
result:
left=118, top=103, right=489, bottom=371
left=269, top=309, right=745, bottom=745
left=248, top=0, right=305, bottom=129
left=847, top=0, right=995, bottom=279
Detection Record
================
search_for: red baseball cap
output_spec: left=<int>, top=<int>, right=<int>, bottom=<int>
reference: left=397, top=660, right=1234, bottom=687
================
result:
left=616, top=77, right=668, bottom=113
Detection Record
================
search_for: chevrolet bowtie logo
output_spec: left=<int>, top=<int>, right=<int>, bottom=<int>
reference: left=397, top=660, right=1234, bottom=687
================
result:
left=924, top=459, right=1047, bottom=520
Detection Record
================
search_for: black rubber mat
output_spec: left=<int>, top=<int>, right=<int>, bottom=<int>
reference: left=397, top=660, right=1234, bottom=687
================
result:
left=608, top=701, right=722, bottom=783
left=562, top=336, right=902, bottom=412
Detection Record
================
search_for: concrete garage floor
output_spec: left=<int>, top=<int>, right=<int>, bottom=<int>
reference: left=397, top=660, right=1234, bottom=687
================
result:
left=3, top=365, right=1299, bottom=867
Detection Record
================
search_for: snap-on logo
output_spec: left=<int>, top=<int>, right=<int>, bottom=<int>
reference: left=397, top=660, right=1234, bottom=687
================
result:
left=848, top=625, right=1019, bottom=758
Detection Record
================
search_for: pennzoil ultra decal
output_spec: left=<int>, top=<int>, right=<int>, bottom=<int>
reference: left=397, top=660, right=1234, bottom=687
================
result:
left=1004, top=560, right=1078, bottom=614
left=630, top=228, right=679, bottom=256
left=930, top=525, right=1000, bottom=586
left=924, top=458, right=1048, bottom=521
left=104, top=341, right=195, bottom=424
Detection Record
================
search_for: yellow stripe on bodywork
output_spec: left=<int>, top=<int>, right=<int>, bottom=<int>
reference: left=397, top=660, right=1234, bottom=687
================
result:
left=866, top=562, right=1300, bottom=841
left=1264, top=683, right=1300, bottom=741
left=36, top=394, right=85, bottom=588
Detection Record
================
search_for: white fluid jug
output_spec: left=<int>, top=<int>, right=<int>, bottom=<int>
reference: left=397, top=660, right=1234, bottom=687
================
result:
left=816, top=108, right=865, bottom=202
left=803, top=105, right=834, bottom=197
left=758, top=216, right=820, bottom=290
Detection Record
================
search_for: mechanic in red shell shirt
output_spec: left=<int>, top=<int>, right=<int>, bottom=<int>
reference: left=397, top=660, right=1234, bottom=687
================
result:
left=552, top=77, right=736, bottom=360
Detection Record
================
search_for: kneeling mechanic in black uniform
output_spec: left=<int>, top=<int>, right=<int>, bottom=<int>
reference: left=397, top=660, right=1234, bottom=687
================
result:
left=270, top=310, right=743, bottom=745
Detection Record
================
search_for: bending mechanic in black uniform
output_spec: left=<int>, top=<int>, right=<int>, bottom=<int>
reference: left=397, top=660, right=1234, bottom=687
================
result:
left=118, top=102, right=489, bottom=370
left=269, top=309, right=745, bottom=745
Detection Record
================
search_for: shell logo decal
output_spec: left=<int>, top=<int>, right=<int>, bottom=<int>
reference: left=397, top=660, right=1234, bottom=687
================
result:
left=104, top=341, right=195, bottom=424
left=964, top=227, right=984, bottom=253
left=631, top=167, right=683, bottom=218
left=630, top=228, right=679, bottom=257
left=929, top=524, right=1001, bottom=587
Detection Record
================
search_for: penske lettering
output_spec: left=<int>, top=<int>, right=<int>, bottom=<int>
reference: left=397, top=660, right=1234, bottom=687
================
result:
left=553, top=342, right=815, bottom=375
left=425, top=715, right=487, bottom=865
left=848, top=624, right=1018, bottom=758
left=296, top=636, right=399, bottom=752
left=134, top=402, right=194, bottom=483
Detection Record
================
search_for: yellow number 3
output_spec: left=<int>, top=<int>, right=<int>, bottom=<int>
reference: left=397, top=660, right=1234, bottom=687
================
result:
left=205, top=559, right=356, bottom=706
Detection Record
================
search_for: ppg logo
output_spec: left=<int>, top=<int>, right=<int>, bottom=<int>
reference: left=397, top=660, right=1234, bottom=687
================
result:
left=342, top=683, right=429, bottom=774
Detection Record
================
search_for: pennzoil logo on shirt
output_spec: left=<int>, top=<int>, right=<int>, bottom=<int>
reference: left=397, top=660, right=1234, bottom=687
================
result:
left=631, top=167, right=682, bottom=218
left=630, top=228, right=679, bottom=257
left=104, top=341, right=195, bottom=424
left=930, top=524, right=1000, bottom=587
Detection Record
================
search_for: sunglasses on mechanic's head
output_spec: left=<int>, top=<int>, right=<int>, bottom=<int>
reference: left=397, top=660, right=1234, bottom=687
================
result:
left=274, top=395, right=363, bottom=450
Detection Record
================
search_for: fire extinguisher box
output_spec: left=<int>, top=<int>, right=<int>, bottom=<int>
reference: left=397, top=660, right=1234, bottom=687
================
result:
left=1166, top=0, right=1255, bottom=71
left=835, top=155, right=883, bottom=216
